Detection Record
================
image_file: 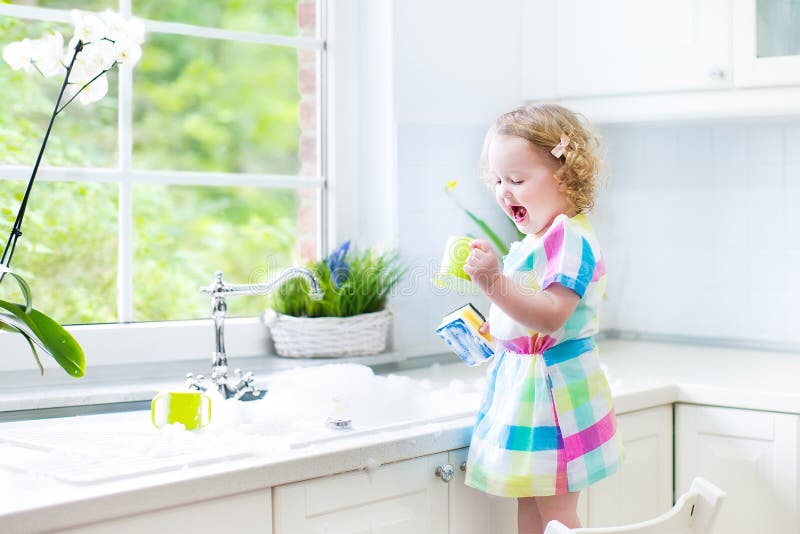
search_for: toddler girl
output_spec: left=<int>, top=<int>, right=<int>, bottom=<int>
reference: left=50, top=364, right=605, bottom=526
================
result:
left=463, top=104, right=624, bottom=533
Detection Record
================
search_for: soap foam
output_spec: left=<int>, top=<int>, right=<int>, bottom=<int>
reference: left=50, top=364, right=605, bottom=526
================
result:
left=194, top=363, right=484, bottom=447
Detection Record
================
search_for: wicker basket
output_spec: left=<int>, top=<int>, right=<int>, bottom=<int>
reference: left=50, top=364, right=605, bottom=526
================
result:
left=262, top=309, right=393, bottom=358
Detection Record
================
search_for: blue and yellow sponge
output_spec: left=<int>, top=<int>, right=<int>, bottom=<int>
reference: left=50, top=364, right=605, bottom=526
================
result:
left=435, top=303, right=494, bottom=366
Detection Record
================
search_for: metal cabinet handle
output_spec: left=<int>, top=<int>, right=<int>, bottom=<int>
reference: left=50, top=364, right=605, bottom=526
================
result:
left=435, top=464, right=455, bottom=483
left=708, top=66, right=726, bottom=80
left=460, top=461, right=467, bottom=472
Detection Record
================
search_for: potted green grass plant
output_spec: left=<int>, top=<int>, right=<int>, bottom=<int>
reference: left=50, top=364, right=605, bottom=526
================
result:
left=264, top=241, right=407, bottom=357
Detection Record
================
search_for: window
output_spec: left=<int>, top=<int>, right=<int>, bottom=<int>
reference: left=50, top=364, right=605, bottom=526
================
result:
left=0, top=0, right=325, bottom=333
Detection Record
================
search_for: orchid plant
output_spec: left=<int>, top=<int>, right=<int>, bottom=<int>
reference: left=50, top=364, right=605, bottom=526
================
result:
left=445, top=180, right=523, bottom=255
left=0, top=10, right=144, bottom=377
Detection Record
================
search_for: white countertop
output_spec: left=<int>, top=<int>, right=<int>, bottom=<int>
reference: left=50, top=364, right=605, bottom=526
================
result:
left=1, top=339, right=799, bottom=533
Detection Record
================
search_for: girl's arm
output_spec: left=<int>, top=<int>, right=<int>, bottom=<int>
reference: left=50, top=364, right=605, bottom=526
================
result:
left=464, top=239, right=580, bottom=334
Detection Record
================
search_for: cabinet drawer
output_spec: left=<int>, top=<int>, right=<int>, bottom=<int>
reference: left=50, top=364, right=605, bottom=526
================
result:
left=273, top=453, right=449, bottom=534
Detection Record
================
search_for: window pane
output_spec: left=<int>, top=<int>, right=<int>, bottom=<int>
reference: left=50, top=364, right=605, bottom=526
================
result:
left=0, top=17, right=119, bottom=167
left=0, top=179, right=118, bottom=324
left=7, top=1, right=116, bottom=9
left=133, top=0, right=314, bottom=37
left=756, top=0, right=800, bottom=58
left=133, top=33, right=316, bottom=175
left=133, top=184, right=319, bottom=321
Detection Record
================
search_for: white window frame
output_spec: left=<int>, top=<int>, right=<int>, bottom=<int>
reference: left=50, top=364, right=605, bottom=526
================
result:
left=0, top=0, right=342, bottom=374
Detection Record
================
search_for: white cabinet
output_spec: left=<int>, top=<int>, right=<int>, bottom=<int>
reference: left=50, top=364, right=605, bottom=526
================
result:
left=676, top=403, right=800, bottom=534
left=448, top=447, right=518, bottom=534
left=522, top=0, right=800, bottom=121
left=272, top=453, right=449, bottom=533
left=53, top=490, right=272, bottom=534
left=447, top=405, right=672, bottom=531
left=272, top=405, right=672, bottom=534
left=585, top=405, right=673, bottom=528
left=552, top=0, right=731, bottom=97
left=271, top=449, right=515, bottom=534
left=733, top=0, right=800, bottom=87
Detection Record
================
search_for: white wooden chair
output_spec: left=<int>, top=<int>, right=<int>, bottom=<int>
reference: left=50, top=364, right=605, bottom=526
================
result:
left=544, top=477, right=726, bottom=534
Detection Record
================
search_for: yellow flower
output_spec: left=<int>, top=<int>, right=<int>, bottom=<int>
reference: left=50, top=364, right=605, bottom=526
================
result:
left=443, top=179, right=510, bottom=255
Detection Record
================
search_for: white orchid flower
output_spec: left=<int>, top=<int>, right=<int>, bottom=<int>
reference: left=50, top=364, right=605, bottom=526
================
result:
left=5, top=9, right=143, bottom=108
left=2, top=39, right=33, bottom=71
left=65, top=71, right=108, bottom=104
left=125, top=17, right=146, bottom=46
left=71, top=9, right=107, bottom=44
left=69, top=38, right=115, bottom=84
left=114, top=39, right=142, bottom=66
left=67, top=60, right=92, bottom=84
left=63, top=35, right=83, bottom=65
left=78, top=72, right=108, bottom=103
left=85, top=39, right=116, bottom=70
left=100, top=10, right=126, bottom=42
left=28, top=32, right=64, bottom=78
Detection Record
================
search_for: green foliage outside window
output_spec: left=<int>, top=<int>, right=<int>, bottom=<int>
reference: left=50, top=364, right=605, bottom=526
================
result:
left=0, top=1, right=312, bottom=324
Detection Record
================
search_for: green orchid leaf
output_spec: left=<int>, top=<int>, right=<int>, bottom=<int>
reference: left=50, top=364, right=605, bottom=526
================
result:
left=464, top=208, right=509, bottom=255
left=0, top=265, right=33, bottom=313
left=0, top=300, right=85, bottom=378
left=0, top=320, right=44, bottom=375
left=20, top=329, right=44, bottom=376
left=0, top=312, right=47, bottom=351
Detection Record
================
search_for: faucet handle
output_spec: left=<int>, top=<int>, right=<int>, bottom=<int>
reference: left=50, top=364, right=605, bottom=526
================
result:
left=200, top=271, right=225, bottom=295
left=186, top=372, right=206, bottom=392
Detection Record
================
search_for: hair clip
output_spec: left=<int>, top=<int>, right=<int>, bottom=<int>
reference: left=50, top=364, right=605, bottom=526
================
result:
left=550, top=134, right=570, bottom=159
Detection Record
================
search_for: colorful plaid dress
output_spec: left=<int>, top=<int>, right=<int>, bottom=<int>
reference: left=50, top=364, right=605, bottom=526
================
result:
left=464, top=213, right=625, bottom=497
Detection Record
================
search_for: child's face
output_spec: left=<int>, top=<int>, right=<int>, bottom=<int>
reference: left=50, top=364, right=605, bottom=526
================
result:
left=488, top=134, right=572, bottom=237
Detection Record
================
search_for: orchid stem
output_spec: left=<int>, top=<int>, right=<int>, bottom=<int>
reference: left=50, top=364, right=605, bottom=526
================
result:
left=0, top=40, right=83, bottom=275
left=56, top=65, right=112, bottom=115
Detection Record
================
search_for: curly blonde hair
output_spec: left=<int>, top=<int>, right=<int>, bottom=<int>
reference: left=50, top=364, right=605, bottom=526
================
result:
left=481, top=104, right=602, bottom=213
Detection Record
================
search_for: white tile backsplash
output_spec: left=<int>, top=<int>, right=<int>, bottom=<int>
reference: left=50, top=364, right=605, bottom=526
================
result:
left=786, top=126, right=800, bottom=164
left=747, top=125, right=785, bottom=164
left=393, top=119, right=800, bottom=356
left=595, top=120, right=800, bottom=346
left=393, top=123, right=510, bottom=356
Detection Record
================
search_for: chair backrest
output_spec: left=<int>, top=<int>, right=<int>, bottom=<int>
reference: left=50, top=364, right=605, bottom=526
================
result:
left=544, top=477, right=726, bottom=534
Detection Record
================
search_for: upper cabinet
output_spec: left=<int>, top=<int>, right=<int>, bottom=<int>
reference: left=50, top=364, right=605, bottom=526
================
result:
left=524, top=0, right=800, bottom=122
left=555, top=0, right=731, bottom=97
left=733, top=0, right=800, bottom=86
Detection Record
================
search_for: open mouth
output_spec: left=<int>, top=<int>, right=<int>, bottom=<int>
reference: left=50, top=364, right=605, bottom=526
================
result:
left=509, top=205, right=527, bottom=223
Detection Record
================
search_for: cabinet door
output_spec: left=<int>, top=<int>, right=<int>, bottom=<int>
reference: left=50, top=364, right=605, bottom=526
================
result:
left=447, top=447, right=517, bottom=534
left=554, top=0, right=731, bottom=97
left=586, top=405, right=673, bottom=528
left=676, top=403, right=800, bottom=534
left=447, top=448, right=588, bottom=533
left=273, top=453, right=448, bottom=534
left=733, top=0, right=800, bottom=86
left=54, top=490, right=272, bottom=534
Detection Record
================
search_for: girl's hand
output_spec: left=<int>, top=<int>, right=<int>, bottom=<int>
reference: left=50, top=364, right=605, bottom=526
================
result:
left=464, top=239, right=502, bottom=293
left=479, top=320, right=490, bottom=335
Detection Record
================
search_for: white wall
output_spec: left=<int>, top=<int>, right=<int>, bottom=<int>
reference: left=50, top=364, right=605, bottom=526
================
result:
left=594, top=119, right=800, bottom=347
left=383, top=2, right=800, bottom=356
left=386, top=0, right=527, bottom=356
left=393, top=116, right=800, bottom=355
left=392, top=123, right=516, bottom=357
left=392, top=0, right=525, bottom=125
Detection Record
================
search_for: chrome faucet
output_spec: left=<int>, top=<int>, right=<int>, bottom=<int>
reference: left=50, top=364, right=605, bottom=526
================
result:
left=186, top=268, right=324, bottom=401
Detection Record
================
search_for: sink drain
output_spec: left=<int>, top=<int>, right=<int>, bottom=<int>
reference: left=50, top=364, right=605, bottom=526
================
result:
left=325, top=417, right=352, bottom=430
